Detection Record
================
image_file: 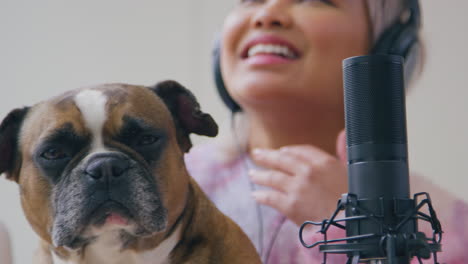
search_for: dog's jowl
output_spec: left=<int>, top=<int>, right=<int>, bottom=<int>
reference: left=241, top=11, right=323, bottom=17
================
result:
left=0, top=80, right=261, bottom=264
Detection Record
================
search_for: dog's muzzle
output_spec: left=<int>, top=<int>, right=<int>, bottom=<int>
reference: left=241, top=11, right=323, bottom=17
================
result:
left=51, top=151, right=168, bottom=249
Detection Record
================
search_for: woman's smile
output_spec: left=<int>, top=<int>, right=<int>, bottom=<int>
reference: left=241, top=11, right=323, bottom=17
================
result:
left=241, top=34, right=300, bottom=66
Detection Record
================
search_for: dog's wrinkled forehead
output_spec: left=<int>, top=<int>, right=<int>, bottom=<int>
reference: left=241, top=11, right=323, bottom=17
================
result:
left=21, top=84, right=174, bottom=148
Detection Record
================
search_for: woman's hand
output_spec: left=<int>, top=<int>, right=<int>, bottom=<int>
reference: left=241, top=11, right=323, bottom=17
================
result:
left=249, top=130, right=348, bottom=226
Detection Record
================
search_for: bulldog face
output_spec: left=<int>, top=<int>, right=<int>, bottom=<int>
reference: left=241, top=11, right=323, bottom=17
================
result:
left=0, top=81, right=217, bottom=250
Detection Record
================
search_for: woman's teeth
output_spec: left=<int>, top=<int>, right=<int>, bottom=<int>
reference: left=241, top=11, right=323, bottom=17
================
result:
left=247, top=44, right=296, bottom=59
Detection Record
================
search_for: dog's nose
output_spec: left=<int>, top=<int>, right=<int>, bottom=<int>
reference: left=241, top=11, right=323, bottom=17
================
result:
left=85, top=154, right=130, bottom=180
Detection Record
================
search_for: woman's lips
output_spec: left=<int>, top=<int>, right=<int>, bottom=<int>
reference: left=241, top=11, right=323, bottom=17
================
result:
left=240, top=35, right=300, bottom=66
left=245, top=54, right=295, bottom=65
left=241, top=35, right=300, bottom=60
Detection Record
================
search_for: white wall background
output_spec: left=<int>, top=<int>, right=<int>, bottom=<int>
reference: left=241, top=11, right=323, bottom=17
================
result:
left=0, top=1, right=466, bottom=263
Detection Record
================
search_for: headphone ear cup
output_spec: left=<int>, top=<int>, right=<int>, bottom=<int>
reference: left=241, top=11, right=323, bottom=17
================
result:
left=389, top=24, right=418, bottom=59
left=372, top=21, right=419, bottom=86
left=370, top=0, right=421, bottom=86
left=402, top=39, right=421, bottom=84
left=371, top=21, right=405, bottom=55
left=212, top=39, right=242, bottom=112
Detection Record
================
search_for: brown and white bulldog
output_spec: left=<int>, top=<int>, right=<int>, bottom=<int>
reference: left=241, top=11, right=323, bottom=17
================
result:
left=0, top=81, right=261, bottom=264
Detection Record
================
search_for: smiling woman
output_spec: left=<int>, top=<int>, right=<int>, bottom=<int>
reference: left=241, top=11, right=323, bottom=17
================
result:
left=184, top=0, right=468, bottom=263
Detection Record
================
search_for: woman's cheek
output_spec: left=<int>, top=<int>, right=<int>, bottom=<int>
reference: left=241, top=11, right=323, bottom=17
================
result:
left=220, top=11, right=247, bottom=79
left=303, top=13, right=369, bottom=59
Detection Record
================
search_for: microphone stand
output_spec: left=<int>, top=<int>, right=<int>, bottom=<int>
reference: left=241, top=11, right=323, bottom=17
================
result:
left=299, top=55, right=443, bottom=264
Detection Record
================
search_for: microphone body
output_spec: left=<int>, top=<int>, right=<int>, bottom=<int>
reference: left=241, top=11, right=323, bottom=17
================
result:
left=344, top=54, right=409, bottom=199
left=344, top=55, right=415, bottom=262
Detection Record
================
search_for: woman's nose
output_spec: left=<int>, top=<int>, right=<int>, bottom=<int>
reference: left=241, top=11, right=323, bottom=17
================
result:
left=251, top=1, right=292, bottom=29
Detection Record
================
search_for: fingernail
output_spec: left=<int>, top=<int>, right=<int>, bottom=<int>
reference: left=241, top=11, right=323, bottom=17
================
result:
left=248, top=169, right=256, bottom=178
left=252, top=148, right=265, bottom=156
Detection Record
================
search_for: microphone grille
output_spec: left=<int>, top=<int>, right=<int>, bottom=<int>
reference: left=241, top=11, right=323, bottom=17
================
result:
left=343, top=55, right=407, bottom=146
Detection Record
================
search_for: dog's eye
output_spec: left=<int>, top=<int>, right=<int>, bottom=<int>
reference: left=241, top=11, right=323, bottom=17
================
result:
left=137, top=135, right=158, bottom=146
left=41, top=147, right=68, bottom=160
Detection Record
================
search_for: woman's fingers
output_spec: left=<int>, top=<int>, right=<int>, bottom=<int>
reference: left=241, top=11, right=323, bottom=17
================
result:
left=249, top=170, right=290, bottom=193
left=250, top=143, right=348, bottom=225
left=251, top=190, right=292, bottom=217
left=252, top=148, right=311, bottom=176
left=279, top=145, right=335, bottom=166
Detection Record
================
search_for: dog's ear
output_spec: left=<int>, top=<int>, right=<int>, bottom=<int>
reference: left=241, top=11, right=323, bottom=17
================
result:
left=150, top=80, right=218, bottom=153
left=0, top=107, right=29, bottom=181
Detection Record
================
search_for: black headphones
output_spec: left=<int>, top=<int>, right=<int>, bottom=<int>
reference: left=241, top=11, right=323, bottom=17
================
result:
left=213, top=0, right=421, bottom=112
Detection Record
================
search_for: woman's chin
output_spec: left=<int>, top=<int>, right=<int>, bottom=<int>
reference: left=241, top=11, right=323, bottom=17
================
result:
left=231, top=88, right=299, bottom=111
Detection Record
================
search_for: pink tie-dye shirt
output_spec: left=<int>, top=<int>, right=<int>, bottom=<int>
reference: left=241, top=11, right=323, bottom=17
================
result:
left=185, top=142, right=468, bottom=263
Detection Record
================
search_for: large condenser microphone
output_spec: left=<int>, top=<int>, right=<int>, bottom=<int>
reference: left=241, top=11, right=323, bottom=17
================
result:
left=344, top=54, right=409, bottom=202
left=299, top=55, right=442, bottom=264
left=344, top=54, right=414, bottom=263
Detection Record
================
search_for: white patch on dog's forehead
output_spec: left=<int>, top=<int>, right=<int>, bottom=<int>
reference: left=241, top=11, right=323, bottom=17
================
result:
left=74, top=89, right=107, bottom=151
